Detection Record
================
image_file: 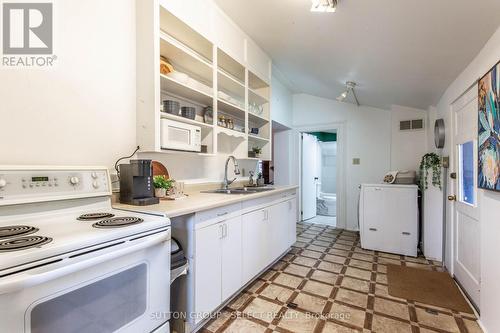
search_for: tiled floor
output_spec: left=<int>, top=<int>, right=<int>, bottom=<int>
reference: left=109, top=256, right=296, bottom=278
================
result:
left=202, top=221, right=482, bottom=333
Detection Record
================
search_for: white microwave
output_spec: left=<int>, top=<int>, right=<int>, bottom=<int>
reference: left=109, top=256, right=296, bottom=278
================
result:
left=161, top=118, right=201, bottom=152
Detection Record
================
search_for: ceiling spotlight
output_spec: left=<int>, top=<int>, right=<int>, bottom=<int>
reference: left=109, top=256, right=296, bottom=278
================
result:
left=311, top=0, right=338, bottom=13
left=336, top=81, right=359, bottom=106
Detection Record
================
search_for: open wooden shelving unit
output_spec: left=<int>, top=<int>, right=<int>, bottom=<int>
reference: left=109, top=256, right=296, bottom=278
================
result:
left=136, top=2, right=271, bottom=160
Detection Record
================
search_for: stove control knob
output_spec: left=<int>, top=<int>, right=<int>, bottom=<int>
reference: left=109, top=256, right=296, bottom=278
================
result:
left=92, top=181, right=100, bottom=189
left=69, top=176, right=80, bottom=186
left=0, top=178, right=6, bottom=188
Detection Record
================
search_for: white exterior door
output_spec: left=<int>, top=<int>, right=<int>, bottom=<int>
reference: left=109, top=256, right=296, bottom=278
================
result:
left=451, top=87, right=481, bottom=308
left=302, top=133, right=318, bottom=220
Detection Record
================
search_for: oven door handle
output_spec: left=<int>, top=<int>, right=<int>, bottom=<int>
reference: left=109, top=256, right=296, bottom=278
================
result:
left=0, top=232, right=170, bottom=295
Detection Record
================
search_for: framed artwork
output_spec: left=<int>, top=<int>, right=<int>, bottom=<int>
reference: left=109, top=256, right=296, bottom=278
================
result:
left=478, top=60, right=500, bottom=191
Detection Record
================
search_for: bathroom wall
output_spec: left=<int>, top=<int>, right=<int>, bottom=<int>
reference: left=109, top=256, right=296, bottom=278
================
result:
left=320, top=142, right=337, bottom=194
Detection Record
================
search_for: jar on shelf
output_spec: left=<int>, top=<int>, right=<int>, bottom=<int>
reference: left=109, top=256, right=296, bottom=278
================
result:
left=218, top=115, right=227, bottom=127
left=227, top=119, right=234, bottom=130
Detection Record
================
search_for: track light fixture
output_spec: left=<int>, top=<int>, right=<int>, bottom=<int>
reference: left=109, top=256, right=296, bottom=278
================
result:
left=310, top=0, right=338, bottom=13
left=336, top=81, right=359, bottom=106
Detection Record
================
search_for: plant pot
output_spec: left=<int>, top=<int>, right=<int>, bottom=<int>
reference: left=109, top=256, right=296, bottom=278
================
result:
left=155, top=188, right=167, bottom=198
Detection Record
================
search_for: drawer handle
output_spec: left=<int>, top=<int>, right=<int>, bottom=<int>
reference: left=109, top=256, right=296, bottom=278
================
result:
left=369, top=228, right=377, bottom=231
left=217, top=212, right=228, bottom=217
left=402, top=232, right=411, bottom=235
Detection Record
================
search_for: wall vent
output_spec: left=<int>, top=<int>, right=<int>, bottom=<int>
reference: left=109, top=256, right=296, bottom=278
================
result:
left=400, top=119, right=424, bottom=131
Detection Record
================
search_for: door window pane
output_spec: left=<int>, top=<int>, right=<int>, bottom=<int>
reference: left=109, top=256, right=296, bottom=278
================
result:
left=459, top=141, right=475, bottom=205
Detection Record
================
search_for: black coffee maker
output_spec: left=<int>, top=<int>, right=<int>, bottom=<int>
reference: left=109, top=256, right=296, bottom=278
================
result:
left=119, top=159, right=159, bottom=206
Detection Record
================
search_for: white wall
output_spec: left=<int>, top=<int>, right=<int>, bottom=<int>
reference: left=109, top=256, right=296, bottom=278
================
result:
left=293, top=94, right=392, bottom=230
left=271, top=74, right=293, bottom=128
left=426, top=26, right=500, bottom=333
left=0, top=0, right=137, bottom=169
left=390, top=105, right=428, bottom=171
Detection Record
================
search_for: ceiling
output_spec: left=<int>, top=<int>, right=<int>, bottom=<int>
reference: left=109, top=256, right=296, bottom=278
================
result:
left=214, top=0, right=500, bottom=110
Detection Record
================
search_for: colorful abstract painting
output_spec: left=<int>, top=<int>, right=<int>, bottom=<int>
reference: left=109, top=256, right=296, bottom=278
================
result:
left=478, top=60, right=500, bottom=191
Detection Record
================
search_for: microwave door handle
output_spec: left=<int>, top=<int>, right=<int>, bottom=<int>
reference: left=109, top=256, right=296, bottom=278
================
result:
left=0, top=232, right=169, bottom=295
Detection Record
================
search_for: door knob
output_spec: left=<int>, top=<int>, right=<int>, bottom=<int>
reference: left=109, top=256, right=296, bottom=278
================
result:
left=448, top=195, right=456, bottom=201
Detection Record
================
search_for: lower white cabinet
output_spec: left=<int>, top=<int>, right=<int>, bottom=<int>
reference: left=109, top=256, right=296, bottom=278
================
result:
left=287, top=198, right=297, bottom=246
left=194, top=215, right=242, bottom=322
left=242, top=208, right=270, bottom=284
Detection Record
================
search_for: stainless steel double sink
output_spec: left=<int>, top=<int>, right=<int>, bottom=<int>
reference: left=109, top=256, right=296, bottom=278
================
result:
left=202, top=186, right=275, bottom=195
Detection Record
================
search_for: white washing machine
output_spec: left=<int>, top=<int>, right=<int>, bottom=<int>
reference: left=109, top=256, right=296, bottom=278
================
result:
left=359, top=183, right=418, bottom=257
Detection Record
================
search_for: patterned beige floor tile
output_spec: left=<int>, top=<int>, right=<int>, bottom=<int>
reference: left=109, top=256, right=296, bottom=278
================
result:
left=293, top=256, right=318, bottom=267
left=348, top=259, right=373, bottom=270
left=318, top=261, right=343, bottom=273
left=285, top=263, right=312, bottom=277
left=377, top=257, right=401, bottom=266
left=324, top=254, right=348, bottom=264
left=242, top=297, right=281, bottom=323
left=341, top=277, right=370, bottom=293
left=333, top=244, right=352, bottom=251
left=345, top=267, right=372, bottom=281
left=311, top=269, right=338, bottom=284
left=405, top=262, right=433, bottom=270
left=301, top=249, right=323, bottom=259
left=415, top=307, right=460, bottom=333
left=308, top=244, right=329, bottom=252
left=206, top=311, right=232, bottom=332
left=351, top=253, right=374, bottom=262
left=273, top=272, right=304, bottom=288
left=293, top=292, right=328, bottom=313
left=224, top=317, right=267, bottom=333
left=328, top=248, right=350, bottom=257
left=293, top=241, right=308, bottom=248
left=329, top=303, right=366, bottom=328
left=313, top=240, right=332, bottom=247
left=303, top=280, right=334, bottom=298
left=463, top=319, right=483, bottom=333
left=335, top=288, right=368, bottom=308
left=376, top=264, right=387, bottom=273
left=247, top=279, right=266, bottom=293
left=228, top=292, right=252, bottom=310
left=371, top=315, right=412, bottom=333
left=260, top=284, right=294, bottom=303
left=375, top=273, right=387, bottom=284
left=321, top=321, right=360, bottom=332
left=378, top=252, right=401, bottom=260
left=278, top=309, right=319, bottom=333
left=374, top=284, right=405, bottom=301
left=373, top=297, right=409, bottom=320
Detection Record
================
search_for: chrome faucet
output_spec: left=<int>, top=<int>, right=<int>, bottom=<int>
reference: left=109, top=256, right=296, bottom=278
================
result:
left=223, top=155, right=240, bottom=189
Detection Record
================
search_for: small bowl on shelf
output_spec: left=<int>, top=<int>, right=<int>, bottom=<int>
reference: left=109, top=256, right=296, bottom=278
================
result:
left=163, top=100, right=180, bottom=115
left=181, top=106, right=196, bottom=120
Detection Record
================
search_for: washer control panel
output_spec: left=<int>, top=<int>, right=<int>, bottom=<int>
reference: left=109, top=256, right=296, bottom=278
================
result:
left=0, top=167, right=111, bottom=205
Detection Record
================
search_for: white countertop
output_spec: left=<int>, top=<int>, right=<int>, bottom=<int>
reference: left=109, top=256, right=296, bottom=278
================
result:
left=113, top=185, right=298, bottom=218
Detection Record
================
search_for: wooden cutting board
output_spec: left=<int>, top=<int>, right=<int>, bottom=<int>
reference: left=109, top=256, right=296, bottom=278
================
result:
left=152, top=161, right=170, bottom=179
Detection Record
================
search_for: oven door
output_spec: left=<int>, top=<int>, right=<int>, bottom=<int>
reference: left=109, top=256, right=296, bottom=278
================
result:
left=0, top=229, right=171, bottom=333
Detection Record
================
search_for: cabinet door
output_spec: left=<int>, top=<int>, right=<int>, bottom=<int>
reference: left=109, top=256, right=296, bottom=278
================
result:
left=288, top=197, right=297, bottom=247
left=221, top=216, right=243, bottom=301
left=362, top=186, right=390, bottom=251
left=269, top=201, right=289, bottom=260
left=242, top=208, right=269, bottom=284
left=194, top=223, right=222, bottom=322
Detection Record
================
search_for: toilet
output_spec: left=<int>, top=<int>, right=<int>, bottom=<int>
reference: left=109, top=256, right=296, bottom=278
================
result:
left=316, top=183, right=337, bottom=216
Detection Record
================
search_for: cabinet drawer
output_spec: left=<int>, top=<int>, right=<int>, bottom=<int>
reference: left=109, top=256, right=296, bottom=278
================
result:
left=195, top=202, right=242, bottom=225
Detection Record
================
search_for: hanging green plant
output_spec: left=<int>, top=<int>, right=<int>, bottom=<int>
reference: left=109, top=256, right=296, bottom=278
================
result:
left=419, top=153, right=442, bottom=190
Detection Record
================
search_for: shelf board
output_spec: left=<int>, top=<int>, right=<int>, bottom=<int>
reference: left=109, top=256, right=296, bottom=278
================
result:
left=248, top=112, right=269, bottom=124
left=248, top=134, right=270, bottom=142
left=217, top=98, right=246, bottom=117
left=160, top=74, right=213, bottom=106
left=217, top=126, right=247, bottom=139
left=218, top=69, right=245, bottom=99
left=248, top=88, right=269, bottom=105
left=161, top=112, right=214, bottom=128
left=160, top=31, right=213, bottom=84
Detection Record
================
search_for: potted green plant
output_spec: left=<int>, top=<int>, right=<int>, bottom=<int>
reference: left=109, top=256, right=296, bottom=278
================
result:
left=252, top=146, right=262, bottom=158
left=153, top=175, right=175, bottom=198
left=419, top=153, right=442, bottom=190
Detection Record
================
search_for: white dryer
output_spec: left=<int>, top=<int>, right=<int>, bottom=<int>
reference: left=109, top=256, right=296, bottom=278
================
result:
left=359, top=183, right=418, bottom=257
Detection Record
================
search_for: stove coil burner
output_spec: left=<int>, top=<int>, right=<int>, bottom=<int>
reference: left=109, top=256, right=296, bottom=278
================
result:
left=0, top=225, right=39, bottom=239
left=93, top=217, right=144, bottom=229
left=78, top=213, right=115, bottom=221
left=0, top=236, right=52, bottom=252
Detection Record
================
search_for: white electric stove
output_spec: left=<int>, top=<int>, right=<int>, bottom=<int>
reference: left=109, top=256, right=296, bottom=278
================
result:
left=0, top=166, right=171, bottom=333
